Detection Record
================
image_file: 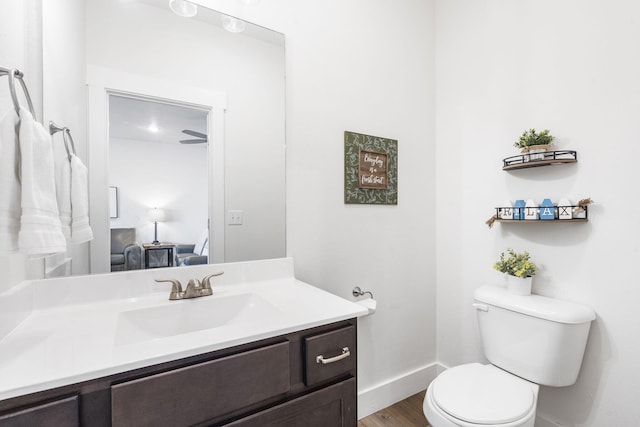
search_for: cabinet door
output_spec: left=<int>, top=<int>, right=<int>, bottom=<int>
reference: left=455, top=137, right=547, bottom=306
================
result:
left=226, top=378, right=356, bottom=427
left=111, top=341, right=290, bottom=427
left=0, top=395, right=79, bottom=427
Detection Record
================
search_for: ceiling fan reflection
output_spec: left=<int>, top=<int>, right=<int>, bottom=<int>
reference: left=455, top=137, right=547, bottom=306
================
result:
left=180, top=129, right=207, bottom=144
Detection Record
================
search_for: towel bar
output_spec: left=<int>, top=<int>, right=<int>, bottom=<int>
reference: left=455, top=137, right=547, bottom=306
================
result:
left=0, top=66, right=36, bottom=119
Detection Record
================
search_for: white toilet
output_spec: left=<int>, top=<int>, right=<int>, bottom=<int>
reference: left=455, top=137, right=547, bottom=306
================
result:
left=424, top=285, right=595, bottom=427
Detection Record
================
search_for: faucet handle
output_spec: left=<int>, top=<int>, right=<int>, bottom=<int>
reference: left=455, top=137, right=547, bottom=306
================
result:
left=184, top=278, right=202, bottom=298
left=201, top=271, right=224, bottom=292
left=186, top=278, right=201, bottom=289
left=155, top=279, right=184, bottom=300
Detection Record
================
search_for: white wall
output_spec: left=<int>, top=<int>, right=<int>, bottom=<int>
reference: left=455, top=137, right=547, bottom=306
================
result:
left=42, top=0, right=88, bottom=276
left=196, top=0, right=438, bottom=417
left=436, top=0, right=640, bottom=425
left=0, top=0, right=42, bottom=289
left=109, top=138, right=208, bottom=245
left=0, top=0, right=42, bottom=117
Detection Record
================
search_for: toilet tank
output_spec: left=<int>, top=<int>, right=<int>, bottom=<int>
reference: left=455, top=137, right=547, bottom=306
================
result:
left=473, top=285, right=595, bottom=387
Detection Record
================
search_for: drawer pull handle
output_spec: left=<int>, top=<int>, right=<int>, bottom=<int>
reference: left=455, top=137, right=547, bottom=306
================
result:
left=316, top=347, right=350, bottom=365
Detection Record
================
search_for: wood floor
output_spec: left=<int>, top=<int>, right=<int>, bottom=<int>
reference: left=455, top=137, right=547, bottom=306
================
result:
left=358, top=390, right=431, bottom=427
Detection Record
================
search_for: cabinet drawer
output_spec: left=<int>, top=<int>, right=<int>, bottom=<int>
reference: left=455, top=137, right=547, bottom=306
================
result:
left=111, top=341, right=290, bottom=427
left=303, top=326, right=355, bottom=386
left=0, top=395, right=79, bottom=427
left=225, top=378, right=356, bottom=427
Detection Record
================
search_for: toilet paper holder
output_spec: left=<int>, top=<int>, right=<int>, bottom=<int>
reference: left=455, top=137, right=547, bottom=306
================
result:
left=352, top=286, right=374, bottom=299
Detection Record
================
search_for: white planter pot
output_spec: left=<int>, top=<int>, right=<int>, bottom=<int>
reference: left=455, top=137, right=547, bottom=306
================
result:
left=528, top=148, right=546, bottom=161
left=506, top=275, right=532, bottom=296
left=520, top=145, right=550, bottom=162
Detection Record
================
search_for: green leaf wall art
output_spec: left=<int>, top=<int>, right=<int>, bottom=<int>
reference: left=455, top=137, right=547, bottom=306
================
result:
left=344, top=131, right=398, bottom=205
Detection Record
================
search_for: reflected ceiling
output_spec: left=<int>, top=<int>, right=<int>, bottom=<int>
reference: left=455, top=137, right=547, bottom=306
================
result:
left=109, top=96, right=208, bottom=145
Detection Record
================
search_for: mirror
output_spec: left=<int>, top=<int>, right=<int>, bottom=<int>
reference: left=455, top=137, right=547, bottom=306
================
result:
left=41, top=0, right=286, bottom=277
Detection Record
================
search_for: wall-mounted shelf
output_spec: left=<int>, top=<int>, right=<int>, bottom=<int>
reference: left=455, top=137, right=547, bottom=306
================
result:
left=495, top=218, right=588, bottom=223
left=493, top=205, right=588, bottom=223
left=502, top=150, right=577, bottom=171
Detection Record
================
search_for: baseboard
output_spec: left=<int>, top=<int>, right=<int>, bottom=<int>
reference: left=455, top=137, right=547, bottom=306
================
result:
left=534, top=413, right=565, bottom=427
left=357, top=362, right=442, bottom=419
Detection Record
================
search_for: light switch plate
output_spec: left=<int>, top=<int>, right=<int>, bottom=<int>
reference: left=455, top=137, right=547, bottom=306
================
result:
left=228, top=210, right=243, bottom=225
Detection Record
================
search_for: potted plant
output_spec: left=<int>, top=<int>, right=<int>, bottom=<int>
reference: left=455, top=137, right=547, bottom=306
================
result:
left=493, top=248, right=537, bottom=295
left=514, top=128, right=555, bottom=161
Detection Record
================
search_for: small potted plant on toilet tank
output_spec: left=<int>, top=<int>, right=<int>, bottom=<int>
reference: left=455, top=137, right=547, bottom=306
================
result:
left=514, top=128, right=555, bottom=161
left=493, top=248, right=537, bottom=295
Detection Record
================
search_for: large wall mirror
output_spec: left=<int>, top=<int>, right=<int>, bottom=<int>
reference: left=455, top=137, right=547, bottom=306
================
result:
left=41, top=0, right=285, bottom=277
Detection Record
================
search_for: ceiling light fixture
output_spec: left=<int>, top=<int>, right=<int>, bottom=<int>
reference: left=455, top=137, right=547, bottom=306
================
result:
left=240, top=0, right=261, bottom=5
left=147, top=124, right=159, bottom=133
left=169, top=0, right=198, bottom=18
left=221, top=15, right=246, bottom=33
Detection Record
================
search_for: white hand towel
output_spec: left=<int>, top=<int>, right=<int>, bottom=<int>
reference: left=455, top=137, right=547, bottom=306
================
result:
left=17, top=106, right=66, bottom=255
left=55, top=154, right=72, bottom=239
left=69, top=154, right=93, bottom=244
left=0, top=108, right=20, bottom=253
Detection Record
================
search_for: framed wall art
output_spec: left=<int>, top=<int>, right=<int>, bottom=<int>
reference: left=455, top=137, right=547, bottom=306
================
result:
left=109, top=186, right=119, bottom=218
left=344, top=131, right=397, bottom=205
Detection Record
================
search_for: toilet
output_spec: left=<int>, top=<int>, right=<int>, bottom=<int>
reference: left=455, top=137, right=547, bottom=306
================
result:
left=424, top=285, right=595, bottom=427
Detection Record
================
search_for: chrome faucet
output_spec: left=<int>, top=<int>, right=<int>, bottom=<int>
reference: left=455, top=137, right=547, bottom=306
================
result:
left=155, top=271, right=224, bottom=300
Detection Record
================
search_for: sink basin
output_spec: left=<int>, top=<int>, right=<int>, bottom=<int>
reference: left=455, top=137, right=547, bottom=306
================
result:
left=115, top=293, right=279, bottom=345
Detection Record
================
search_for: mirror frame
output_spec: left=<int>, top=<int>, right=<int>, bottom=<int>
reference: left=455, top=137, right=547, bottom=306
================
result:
left=87, top=66, right=228, bottom=274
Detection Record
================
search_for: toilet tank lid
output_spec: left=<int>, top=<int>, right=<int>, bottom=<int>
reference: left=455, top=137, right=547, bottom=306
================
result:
left=474, top=285, right=596, bottom=324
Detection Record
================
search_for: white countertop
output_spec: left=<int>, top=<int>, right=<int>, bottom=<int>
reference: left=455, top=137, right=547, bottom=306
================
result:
left=0, top=258, right=367, bottom=401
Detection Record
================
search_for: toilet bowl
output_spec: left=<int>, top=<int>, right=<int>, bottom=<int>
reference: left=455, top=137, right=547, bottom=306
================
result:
left=423, top=363, right=538, bottom=427
left=423, top=285, right=595, bottom=427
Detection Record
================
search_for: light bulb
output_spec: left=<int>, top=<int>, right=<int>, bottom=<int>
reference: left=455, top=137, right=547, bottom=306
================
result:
left=221, top=15, right=246, bottom=33
left=169, top=0, right=198, bottom=18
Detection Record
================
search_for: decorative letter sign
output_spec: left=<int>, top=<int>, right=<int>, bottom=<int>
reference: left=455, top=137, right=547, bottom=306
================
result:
left=539, top=198, right=555, bottom=220
left=500, top=200, right=513, bottom=220
left=513, top=200, right=526, bottom=220
left=525, top=199, right=539, bottom=220
left=558, top=198, right=573, bottom=220
left=358, top=150, right=388, bottom=189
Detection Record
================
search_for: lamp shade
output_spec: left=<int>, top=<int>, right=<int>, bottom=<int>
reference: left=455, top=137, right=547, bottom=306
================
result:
left=148, top=207, right=166, bottom=223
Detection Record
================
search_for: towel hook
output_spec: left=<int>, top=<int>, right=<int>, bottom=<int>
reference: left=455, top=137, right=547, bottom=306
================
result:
left=49, top=121, right=65, bottom=135
left=0, top=67, right=36, bottom=119
left=49, top=121, right=76, bottom=160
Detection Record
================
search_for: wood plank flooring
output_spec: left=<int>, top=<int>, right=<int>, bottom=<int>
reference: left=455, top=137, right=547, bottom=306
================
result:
left=358, top=390, right=431, bottom=427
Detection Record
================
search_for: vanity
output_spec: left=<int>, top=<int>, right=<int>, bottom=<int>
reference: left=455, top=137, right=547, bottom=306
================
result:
left=0, top=258, right=367, bottom=426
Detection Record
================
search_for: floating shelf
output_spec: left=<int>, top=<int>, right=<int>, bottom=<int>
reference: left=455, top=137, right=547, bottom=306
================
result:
left=502, top=150, right=577, bottom=171
left=493, top=205, right=588, bottom=223
left=495, top=218, right=588, bottom=223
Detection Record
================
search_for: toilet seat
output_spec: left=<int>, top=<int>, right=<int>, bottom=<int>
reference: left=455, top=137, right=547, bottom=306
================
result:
left=431, top=364, right=535, bottom=425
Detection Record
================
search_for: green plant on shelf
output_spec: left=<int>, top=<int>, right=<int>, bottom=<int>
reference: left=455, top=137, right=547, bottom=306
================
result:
left=514, top=128, right=555, bottom=149
left=493, top=248, right=537, bottom=278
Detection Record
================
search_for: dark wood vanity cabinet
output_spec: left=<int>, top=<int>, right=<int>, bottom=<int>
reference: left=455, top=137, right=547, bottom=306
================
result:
left=0, top=319, right=357, bottom=427
left=0, top=395, right=79, bottom=426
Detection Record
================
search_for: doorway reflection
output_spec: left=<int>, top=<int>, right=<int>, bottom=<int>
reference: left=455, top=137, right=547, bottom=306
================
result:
left=108, top=95, right=209, bottom=271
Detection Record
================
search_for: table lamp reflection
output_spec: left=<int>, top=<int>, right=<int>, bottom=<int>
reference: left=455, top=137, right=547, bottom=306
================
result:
left=147, top=207, right=166, bottom=245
